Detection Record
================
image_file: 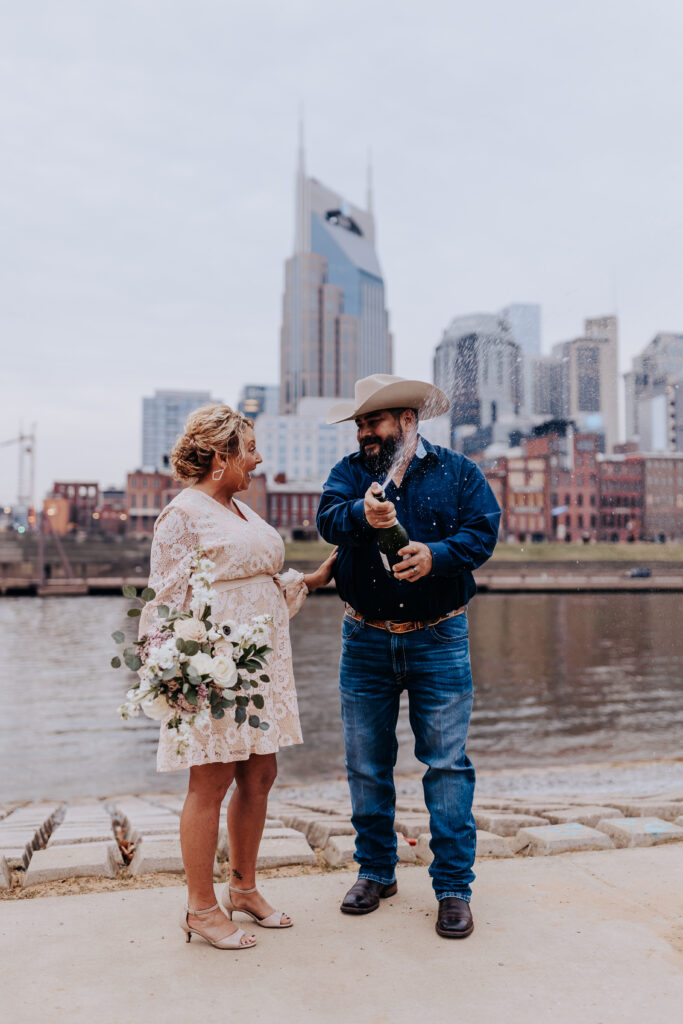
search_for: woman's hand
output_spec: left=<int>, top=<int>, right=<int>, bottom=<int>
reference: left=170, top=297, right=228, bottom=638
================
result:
left=303, top=547, right=338, bottom=592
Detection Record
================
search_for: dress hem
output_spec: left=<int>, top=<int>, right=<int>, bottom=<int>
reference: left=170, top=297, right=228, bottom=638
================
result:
left=156, top=736, right=304, bottom=773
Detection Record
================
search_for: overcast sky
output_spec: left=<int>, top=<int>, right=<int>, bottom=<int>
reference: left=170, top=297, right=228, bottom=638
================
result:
left=2, top=0, right=683, bottom=504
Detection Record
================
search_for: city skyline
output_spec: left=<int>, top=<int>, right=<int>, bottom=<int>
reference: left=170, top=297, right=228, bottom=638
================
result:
left=3, top=2, right=683, bottom=503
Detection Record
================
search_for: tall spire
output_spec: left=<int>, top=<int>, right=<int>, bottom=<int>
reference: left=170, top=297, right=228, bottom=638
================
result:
left=295, top=108, right=309, bottom=254
left=366, top=148, right=373, bottom=214
left=298, top=107, right=305, bottom=176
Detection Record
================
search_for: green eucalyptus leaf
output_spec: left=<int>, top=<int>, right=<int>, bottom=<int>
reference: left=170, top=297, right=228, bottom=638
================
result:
left=251, top=694, right=265, bottom=709
left=259, top=674, right=269, bottom=683
left=110, top=656, right=121, bottom=669
left=224, top=698, right=235, bottom=708
left=157, top=605, right=169, bottom=618
left=184, top=640, right=199, bottom=656
left=235, top=706, right=247, bottom=725
left=212, top=708, right=225, bottom=719
left=141, top=587, right=156, bottom=602
left=259, top=721, right=270, bottom=731
left=248, top=715, right=260, bottom=728
left=123, top=654, right=142, bottom=671
left=111, top=630, right=125, bottom=644
left=127, top=607, right=141, bottom=618
left=185, top=689, right=198, bottom=706
left=235, top=695, right=249, bottom=707
left=122, top=585, right=137, bottom=599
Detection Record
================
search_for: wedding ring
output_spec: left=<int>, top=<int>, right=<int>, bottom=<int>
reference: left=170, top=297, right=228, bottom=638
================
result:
left=412, top=566, right=418, bottom=573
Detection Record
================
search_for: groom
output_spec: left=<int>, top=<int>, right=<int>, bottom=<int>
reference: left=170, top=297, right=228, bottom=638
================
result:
left=316, top=374, right=500, bottom=939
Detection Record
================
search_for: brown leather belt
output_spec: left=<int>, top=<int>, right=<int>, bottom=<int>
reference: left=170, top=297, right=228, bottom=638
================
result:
left=344, top=604, right=466, bottom=634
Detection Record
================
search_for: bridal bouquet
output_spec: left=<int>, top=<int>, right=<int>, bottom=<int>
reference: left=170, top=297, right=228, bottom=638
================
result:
left=111, top=548, right=272, bottom=755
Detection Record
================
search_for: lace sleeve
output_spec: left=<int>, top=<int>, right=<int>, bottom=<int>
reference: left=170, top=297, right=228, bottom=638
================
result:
left=274, top=568, right=308, bottom=619
left=139, top=505, right=200, bottom=637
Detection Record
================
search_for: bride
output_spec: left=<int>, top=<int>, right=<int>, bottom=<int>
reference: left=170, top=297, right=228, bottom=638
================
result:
left=139, top=403, right=335, bottom=949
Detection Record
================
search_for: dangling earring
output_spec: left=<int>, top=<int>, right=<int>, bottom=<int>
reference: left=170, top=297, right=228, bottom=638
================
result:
left=212, top=465, right=225, bottom=481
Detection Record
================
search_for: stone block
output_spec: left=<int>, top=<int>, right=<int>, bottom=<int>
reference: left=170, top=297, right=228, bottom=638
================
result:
left=129, top=837, right=199, bottom=875
left=322, top=832, right=414, bottom=867
left=0, top=843, right=32, bottom=870
left=1, top=855, right=11, bottom=889
left=396, top=836, right=417, bottom=863
left=476, top=830, right=514, bottom=858
left=265, top=818, right=285, bottom=828
left=415, top=833, right=433, bottom=865
left=322, top=834, right=356, bottom=867
left=276, top=812, right=321, bottom=835
left=23, top=842, right=120, bottom=886
left=394, top=814, right=432, bottom=839
left=129, top=825, right=181, bottom=845
left=608, top=801, right=683, bottom=820
left=48, top=827, right=115, bottom=847
left=510, top=823, right=615, bottom=856
left=254, top=833, right=317, bottom=869
left=595, top=817, right=683, bottom=849
left=307, top=819, right=355, bottom=848
left=541, top=806, right=624, bottom=828
left=474, top=812, right=549, bottom=836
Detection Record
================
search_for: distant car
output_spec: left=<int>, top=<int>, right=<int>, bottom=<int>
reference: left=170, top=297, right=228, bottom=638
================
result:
left=626, top=567, right=652, bottom=578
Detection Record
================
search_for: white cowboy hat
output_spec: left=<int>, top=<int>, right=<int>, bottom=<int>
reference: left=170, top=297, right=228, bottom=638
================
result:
left=326, top=374, right=450, bottom=425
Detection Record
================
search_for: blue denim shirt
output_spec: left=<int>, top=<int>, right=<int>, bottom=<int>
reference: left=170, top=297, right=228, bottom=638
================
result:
left=316, top=437, right=501, bottom=620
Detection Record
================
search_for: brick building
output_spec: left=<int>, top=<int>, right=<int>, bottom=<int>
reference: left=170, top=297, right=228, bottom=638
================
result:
left=597, top=455, right=645, bottom=541
left=642, top=454, right=683, bottom=540
left=93, top=488, right=128, bottom=537
left=49, top=482, right=100, bottom=532
left=126, top=471, right=181, bottom=536
left=267, top=479, right=321, bottom=539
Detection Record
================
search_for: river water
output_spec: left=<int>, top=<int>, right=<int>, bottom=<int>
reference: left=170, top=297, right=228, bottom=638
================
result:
left=1, top=593, right=682, bottom=801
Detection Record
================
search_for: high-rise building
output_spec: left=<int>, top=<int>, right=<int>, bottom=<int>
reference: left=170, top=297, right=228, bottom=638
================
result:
left=433, top=312, right=523, bottom=451
left=237, top=384, right=280, bottom=419
left=624, top=332, right=683, bottom=449
left=279, top=132, right=392, bottom=414
left=531, top=356, right=564, bottom=419
left=551, top=316, right=619, bottom=452
left=142, top=390, right=216, bottom=472
left=254, top=398, right=356, bottom=484
left=500, top=303, right=541, bottom=417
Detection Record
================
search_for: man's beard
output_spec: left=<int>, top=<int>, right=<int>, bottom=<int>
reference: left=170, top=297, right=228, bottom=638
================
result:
left=359, top=430, right=402, bottom=476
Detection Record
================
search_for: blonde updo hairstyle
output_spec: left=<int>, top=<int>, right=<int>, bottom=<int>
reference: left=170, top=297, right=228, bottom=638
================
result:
left=170, top=404, right=254, bottom=483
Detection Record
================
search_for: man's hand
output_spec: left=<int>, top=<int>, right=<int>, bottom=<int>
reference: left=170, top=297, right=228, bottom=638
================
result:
left=392, top=541, right=434, bottom=581
left=364, top=482, right=397, bottom=528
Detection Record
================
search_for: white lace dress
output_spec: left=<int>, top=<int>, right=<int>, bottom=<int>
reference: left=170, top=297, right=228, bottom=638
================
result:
left=139, top=487, right=307, bottom=772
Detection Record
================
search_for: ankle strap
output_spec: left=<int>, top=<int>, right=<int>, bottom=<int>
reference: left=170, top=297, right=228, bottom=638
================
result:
left=186, top=902, right=219, bottom=915
left=229, top=885, right=257, bottom=894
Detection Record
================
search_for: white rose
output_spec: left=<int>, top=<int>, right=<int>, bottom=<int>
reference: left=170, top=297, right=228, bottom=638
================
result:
left=173, top=617, right=208, bottom=643
left=213, top=639, right=235, bottom=658
left=188, top=652, right=214, bottom=676
left=210, top=654, right=238, bottom=689
left=140, top=692, right=170, bottom=720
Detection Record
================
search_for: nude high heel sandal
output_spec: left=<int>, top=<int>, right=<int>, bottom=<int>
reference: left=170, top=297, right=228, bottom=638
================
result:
left=180, top=902, right=257, bottom=948
left=223, top=885, right=293, bottom=928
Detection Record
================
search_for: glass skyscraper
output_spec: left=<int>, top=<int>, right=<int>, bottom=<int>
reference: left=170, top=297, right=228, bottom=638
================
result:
left=279, top=134, right=392, bottom=413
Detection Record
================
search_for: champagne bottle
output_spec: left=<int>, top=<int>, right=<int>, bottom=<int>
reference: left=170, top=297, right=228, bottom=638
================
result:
left=375, top=490, right=410, bottom=577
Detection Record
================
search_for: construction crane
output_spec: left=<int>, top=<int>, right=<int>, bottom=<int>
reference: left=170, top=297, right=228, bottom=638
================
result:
left=0, top=428, right=36, bottom=527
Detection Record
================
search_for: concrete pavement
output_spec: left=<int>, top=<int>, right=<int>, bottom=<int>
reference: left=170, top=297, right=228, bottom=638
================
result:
left=2, top=845, right=682, bottom=1024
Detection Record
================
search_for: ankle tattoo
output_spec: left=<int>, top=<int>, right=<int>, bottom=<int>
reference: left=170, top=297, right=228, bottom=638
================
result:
left=231, top=869, right=243, bottom=880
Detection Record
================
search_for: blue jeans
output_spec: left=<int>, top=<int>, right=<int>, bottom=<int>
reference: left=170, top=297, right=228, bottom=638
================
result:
left=339, top=611, right=476, bottom=902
